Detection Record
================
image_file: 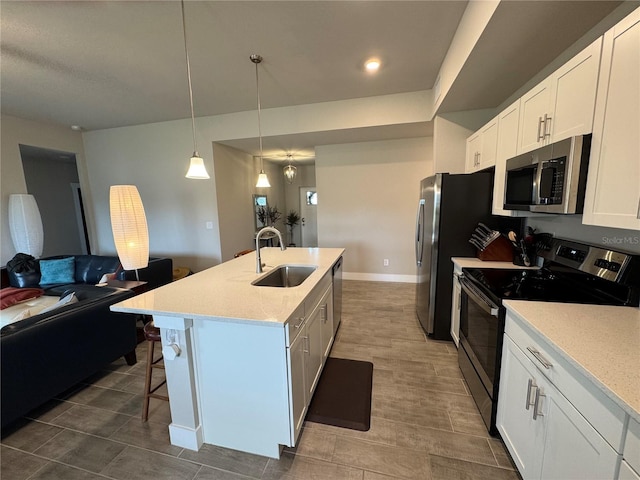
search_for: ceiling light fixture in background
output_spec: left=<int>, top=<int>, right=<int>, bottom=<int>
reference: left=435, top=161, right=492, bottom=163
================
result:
left=365, top=58, right=381, bottom=73
left=251, top=54, right=270, bottom=188
left=182, top=0, right=210, bottom=180
left=283, top=154, right=297, bottom=184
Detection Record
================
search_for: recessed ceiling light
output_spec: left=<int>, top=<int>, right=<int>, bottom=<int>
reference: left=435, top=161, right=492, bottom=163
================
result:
left=70, top=125, right=83, bottom=131
left=365, top=59, right=381, bottom=73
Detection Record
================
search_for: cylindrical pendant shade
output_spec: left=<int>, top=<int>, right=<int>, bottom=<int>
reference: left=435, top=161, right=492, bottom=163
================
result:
left=109, top=185, right=149, bottom=271
left=8, top=194, right=44, bottom=258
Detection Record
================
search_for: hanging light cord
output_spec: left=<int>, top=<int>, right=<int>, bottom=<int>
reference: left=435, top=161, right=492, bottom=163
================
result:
left=252, top=55, right=264, bottom=170
left=181, top=0, right=198, bottom=156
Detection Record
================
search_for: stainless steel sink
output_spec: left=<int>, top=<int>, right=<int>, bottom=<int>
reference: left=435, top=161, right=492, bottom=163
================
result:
left=252, top=265, right=317, bottom=288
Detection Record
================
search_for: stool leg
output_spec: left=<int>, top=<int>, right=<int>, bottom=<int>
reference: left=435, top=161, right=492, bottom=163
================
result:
left=142, top=339, right=155, bottom=421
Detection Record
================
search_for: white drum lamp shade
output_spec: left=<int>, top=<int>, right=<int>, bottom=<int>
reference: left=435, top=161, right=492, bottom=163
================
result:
left=8, top=194, right=44, bottom=258
left=109, top=185, right=149, bottom=271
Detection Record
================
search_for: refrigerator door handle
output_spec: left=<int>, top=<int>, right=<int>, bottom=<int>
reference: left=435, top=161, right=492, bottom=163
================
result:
left=415, top=199, right=425, bottom=266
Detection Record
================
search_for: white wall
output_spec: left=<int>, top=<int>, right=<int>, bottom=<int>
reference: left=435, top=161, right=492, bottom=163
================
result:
left=82, top=120, right=222, bottom=272
left=526, top=216, right=640, bottom=254
left=316, top=137, right=432, bottom=282
left=22, top=156, right=83, bottom=257
left=213, top=144, right=256, bottom=262
left=1, top=115, right=88, bottom=265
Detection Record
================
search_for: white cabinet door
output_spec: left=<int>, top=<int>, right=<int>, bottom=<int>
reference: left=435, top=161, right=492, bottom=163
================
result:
left=583, top=8, right=640, bottom=230
left=538, top=374, right=620, bottom=480
left=466, top=117, right=498, bottom=173
left=497, top=336, right=543, bottom=479
left=517, top=38, right=601, bottom=155
left=499, top=331, right=621, bottom=480
left=288, top=329, right=307, bottom=445
left=320, top=286, right=334, bottom=359
left=466, top=132, right=481, bottom=172
left=478, top=116, right=498, bottom=171
left=620, top=461, right=640, bottom=480
left=450, top=272, right=461, bottom=348
left=547, top=37, right=601, bottom=142
left=518, top=80, right=552, bottom=154
left=305, top=303, right=324, bottom=398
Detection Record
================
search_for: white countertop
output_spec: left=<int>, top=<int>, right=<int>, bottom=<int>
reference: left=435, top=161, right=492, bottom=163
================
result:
left=111, top=247, right=344, bottom=327
left=504, top=300, right=640, bottom=420
left=452, top=257, right=538, bottom=269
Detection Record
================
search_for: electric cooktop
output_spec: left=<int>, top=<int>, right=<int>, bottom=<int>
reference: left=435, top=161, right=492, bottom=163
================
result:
left=463, top=238, right=640, bottom=307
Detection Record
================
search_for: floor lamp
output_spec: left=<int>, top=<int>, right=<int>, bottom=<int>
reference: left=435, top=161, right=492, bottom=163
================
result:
left=8, top=194, right=44, bottom=258
left=109, top=185, right=149, bottom=280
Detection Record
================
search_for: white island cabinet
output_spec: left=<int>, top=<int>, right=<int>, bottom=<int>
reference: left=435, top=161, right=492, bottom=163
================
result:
left=111, top=247, right=344, bottom=459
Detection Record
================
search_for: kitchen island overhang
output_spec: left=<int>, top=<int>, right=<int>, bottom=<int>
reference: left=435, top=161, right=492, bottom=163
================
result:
left=111, top=247, right=344, bottom=458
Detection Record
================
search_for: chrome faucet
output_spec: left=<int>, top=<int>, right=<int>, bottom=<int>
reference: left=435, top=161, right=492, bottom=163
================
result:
left=256, top=227, right=286, bottom=273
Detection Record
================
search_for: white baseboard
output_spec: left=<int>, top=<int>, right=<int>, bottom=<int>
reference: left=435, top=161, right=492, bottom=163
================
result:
left=169, top=423, right=203, bottom=451
left=343, top=272, right=417, bottom=283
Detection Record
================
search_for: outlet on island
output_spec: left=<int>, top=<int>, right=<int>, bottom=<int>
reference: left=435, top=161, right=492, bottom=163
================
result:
left=383, top=259, right=389, bottom=267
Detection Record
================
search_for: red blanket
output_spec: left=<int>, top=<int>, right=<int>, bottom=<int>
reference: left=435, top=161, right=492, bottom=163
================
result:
left=0, top=287, right=45, bottom=310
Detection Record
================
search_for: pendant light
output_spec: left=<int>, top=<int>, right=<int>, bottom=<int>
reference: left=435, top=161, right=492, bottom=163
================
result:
left=283, top=154, right=297, bottom=184
left=251, top=54, right=270, bottom=188
left=181, top=0, right=209, bottom=179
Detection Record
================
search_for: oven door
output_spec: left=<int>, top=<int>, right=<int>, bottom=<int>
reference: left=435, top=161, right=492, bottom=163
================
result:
left=458, top=275, right=505, bottom=433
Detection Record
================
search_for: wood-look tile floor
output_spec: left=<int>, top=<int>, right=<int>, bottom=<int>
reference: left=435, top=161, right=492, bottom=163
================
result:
left=1, top=280, right=519, bottom=480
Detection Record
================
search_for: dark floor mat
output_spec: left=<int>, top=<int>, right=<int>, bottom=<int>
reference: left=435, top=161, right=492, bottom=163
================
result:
left=306, top=357, right=373, bottom=431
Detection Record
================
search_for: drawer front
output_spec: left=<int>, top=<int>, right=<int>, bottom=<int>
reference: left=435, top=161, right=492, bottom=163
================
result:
left=305, top=272, right=332, bottom=314
left=625, top=417, right=640, bottom=474
left=505, top=311, right=627, bottom=451
left=286, top=303, right=306, bottom=346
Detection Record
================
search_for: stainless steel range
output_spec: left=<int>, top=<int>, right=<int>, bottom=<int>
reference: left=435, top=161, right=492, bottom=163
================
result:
left=458, top=237, right=640, bottom=435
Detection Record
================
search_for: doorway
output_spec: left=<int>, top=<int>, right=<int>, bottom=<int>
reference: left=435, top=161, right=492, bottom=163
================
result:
left=19, top=144, right=91, bottom=256
left=299, top=187, right=318, bottom=247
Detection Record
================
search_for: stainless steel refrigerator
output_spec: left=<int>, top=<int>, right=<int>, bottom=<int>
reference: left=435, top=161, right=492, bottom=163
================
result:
left=415, top=172, right=520, bottom=340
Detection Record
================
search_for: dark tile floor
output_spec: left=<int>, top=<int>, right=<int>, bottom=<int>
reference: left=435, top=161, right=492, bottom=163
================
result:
left=1, top=280, right=519, bottom=480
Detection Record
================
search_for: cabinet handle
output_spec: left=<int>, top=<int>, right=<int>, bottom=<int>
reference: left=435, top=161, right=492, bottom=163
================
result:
left=543, top=113, right=552, bottom=139
left=303, top=335, right=309, bottom=354
left=533, top=387, right=546, bottom=420
left=294, top=317, right=304, bottom=329
left=321, top=305, right=326, bottom=321
left=527, top=347, right=553, bottom=369
left=537, top=116, right=545, bottom=141
left=525, top=378, right=536, bottom=411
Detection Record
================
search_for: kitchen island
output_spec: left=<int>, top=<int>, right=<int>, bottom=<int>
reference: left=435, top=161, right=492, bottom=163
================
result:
left=111, top=247, right=344, bottom=459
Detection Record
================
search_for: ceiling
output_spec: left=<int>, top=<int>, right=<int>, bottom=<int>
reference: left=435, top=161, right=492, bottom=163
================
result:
left=0, top=0, right=626, bottom=161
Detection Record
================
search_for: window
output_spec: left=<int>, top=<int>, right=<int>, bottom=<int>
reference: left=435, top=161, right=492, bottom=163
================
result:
left=306, top=191, right=317, bottom=206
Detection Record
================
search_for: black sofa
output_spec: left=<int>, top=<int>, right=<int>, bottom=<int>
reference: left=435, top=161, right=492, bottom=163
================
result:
left=1, top=255, right=173, bottom=429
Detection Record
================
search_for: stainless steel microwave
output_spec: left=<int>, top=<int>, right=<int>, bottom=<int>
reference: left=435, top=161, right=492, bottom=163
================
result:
left=503, top=134, right=591, bottom=214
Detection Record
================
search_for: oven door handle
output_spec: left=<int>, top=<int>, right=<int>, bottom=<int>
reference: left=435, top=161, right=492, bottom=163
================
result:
left=460, top=277, right=500, bottom=317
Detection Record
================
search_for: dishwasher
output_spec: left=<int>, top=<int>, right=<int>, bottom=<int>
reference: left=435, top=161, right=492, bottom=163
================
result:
left=332, top=256, right=343, bottom=335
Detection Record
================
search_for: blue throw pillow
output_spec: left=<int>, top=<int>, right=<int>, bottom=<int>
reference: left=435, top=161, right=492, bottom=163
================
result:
left=39, top=257, right=76, bottom=285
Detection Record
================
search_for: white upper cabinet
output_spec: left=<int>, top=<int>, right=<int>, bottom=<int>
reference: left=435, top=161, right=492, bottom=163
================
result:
left=517, top=38, right=602, bottom=154
left=465, top=116, right=498, bottom=173
left=583, top=8, right=640, bottom=230
left=492, top=100, right=532, bottom=217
